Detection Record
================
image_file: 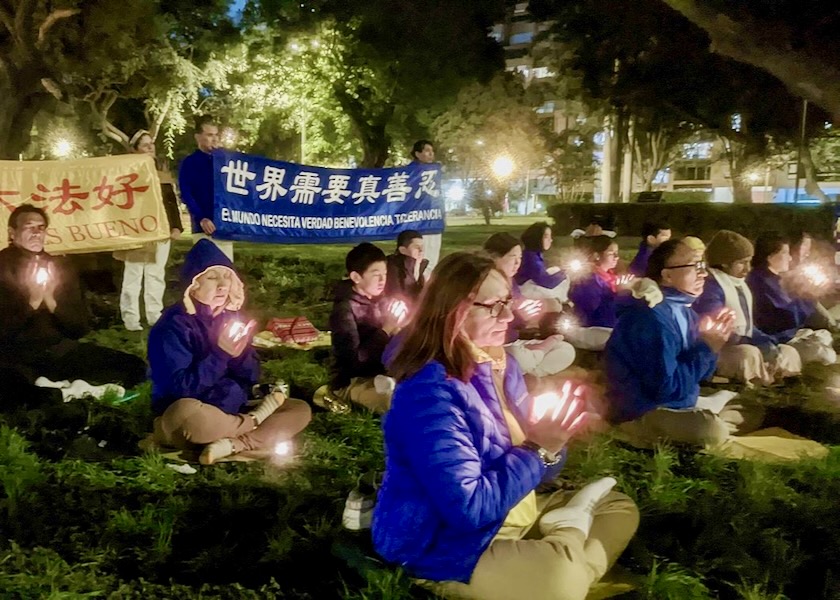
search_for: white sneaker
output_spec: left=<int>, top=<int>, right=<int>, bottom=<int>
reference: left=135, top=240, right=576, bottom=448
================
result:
left=125, top=323, right=144, bottom=332
left=199, top=438, right=236, bottom=465
left=342, top=488, right=376, bottom=531
left=539, top=477, right=617, bottom=537
left=62, top=380, right=126, bottom=402
left=374, top=375, right=396, bottom=396
left=34, top=377, right=71, bottom=389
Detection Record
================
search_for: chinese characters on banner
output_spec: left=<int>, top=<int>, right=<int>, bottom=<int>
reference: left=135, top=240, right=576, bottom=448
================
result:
left=0, top=155, right=169, bottom=254
left=213, top=150, right=445, bottom=244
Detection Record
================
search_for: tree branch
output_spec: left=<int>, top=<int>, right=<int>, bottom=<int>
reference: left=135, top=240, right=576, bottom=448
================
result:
left=36, top=8, right=80, bottom=49
left=661, top=0, right=840, bottom=121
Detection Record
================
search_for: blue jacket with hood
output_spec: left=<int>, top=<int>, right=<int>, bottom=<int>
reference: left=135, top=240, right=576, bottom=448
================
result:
left=604, top=287, right=717, bottom=423
left=371, top=356, right=561, bottom=583
left=148, top=239, right=259, bottom=415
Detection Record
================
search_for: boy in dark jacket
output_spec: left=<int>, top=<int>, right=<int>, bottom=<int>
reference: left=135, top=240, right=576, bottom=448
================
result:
left=324, top=243, right=406, bottom=413
left=385, top=230, right=429, bottom=303
left=147, top=239, right=311, bottom=464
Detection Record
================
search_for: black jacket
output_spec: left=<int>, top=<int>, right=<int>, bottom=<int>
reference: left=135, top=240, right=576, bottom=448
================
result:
left=385, top=252, right=428, bottom=302
left=329, top=280, right=390, bottom=389
left=0, top=245, right=89, bottom=360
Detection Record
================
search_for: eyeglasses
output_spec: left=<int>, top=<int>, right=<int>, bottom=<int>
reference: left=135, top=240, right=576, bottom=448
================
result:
left=663, top=261, right=707, bottom=272
left=472, top=297, right=514, bottom=318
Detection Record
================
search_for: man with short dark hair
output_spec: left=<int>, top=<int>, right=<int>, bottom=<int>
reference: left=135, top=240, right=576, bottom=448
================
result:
left=179, top=116, right=234, bottom=260
left=410, top=140, right=442, bottom=270
left=385, top=229, right=428, bottom=302
left=0, top=204, right=147, bottom=392
left=628, top=221, right=671, bottom=277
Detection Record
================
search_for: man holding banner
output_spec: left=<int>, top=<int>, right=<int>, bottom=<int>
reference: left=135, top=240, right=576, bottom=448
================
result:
left=411, top=140, right=443, bottom=270
left=179, top=116, right=234, bottom=261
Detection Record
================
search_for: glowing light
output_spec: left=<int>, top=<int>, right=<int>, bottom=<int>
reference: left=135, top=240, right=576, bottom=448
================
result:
left=389, top=299, right=408, bottom=321
left=447, top=182, right=465, bottom=202
left=274, top=441, right=292, bottom=456
left=747, top=172, right=760, bottom=183
left=221, top=127, right=238, bottom=147
left=491, top=155, right=515, bottom=179
left=52, top=138, right=74, bottom=159
left=475, top=139, right=484, bottom=146
left=558, top=316, right=578, bottom=333
left=35, top=267, right=49, bottom=285
left=803, top=264, right=830, bottom=287
left=229, top=320, right=246, bottom=342
left=568, top=259, right=583, bottom=273
left=290, top=42, right=302, bottom=53
left=533, top=392, right=565, bottom=421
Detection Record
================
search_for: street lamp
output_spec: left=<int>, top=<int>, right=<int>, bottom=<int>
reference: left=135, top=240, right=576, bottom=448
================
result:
left=491, top=155, right=515, bottom=179
left=221, top=127, right=238, bottom=148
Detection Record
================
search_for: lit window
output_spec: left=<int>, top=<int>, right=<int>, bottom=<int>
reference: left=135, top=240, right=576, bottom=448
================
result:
left=731, top=113, right=742, bottom=132
left=682, top=142, right=713, bottom=159
left=536, top=101, right=555, bottom=114
left=532, top=67, right=552, bottom=78
left=510, top=31, right=534, bottom=45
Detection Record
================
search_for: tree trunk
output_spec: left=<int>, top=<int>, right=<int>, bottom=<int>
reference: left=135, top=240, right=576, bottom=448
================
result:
left=0, top=75, right=49, bottom=159
left=333, top=84, right=394, bottom=168
left=800, top=144, right=830, bottom=203
left=661, top=0, right=840, bottom=122
left=732, top=176, right=753, bottom=204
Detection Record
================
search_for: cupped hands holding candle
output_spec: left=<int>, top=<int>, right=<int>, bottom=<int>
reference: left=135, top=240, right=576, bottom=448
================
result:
left=615, top=273, right=636, bottom=289
left=526, top=381, right=590, bottom=455
left=517, top=298, right=543, bottom=319
left=26, top=259, right=58, bottom=311
left=801, top=263, right=832, bottom=292
left=218, top=317, right=257, bottom=357
left=382, top=298, right=409, bottom=334
left=698, top=307, right=735, bottom=352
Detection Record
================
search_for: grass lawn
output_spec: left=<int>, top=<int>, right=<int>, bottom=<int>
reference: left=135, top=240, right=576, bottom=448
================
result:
left=3, top=218, right=840, bottom=599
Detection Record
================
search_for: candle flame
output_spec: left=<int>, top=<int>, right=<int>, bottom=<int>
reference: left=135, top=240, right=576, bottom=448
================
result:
left=274, top=441, right=292, bottom=456
left=35, top=267, right=49, bottom=285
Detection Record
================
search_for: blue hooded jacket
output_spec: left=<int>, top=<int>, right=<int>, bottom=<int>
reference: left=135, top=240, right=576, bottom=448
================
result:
left=372, top=357, right=556, bottom=583
left=514, top=249, right=566, bottom=289
left=569, top=272, right=619, bottom=328
left=148, top=240, right=259, bottom=415
left=604, top=287, right=717, bottom=423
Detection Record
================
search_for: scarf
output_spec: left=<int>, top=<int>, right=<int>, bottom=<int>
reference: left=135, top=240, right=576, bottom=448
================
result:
left=709, top=268, right=753, bottom=337
left=662, top=287, right=697, bottom=350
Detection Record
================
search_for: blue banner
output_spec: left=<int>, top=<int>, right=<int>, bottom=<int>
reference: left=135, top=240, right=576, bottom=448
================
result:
left=212, top=150, right=444, bottom=244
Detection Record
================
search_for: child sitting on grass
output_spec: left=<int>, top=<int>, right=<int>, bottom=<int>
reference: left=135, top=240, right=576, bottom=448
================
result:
left=147, top=240, right=311, bottom=465
left=318, top=243, right=406, bottom=414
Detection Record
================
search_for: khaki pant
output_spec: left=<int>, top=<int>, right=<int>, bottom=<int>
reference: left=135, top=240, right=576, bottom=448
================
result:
left=427, top=491, right=639, bottom=600
left=335, top=377, right=391, bottom=414
left=716, top=344, right=801, bottom=385
left=564, top=326, right=613, bottom=352
left=616, top=400, right=764, bottom=449
left=152, top=397, right=311, bottom=454
left=506, top=337, right=576, bottom=377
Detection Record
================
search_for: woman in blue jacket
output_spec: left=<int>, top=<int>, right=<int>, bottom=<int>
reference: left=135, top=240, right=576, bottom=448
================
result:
left=515, top=221, right=569, bottom=312
left=147, top=240, right=311, bottom=464
left=373, top=251, right=638, bottom=600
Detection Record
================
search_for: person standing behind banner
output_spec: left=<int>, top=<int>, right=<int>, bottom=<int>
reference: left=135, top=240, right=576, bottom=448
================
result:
left=411, top=140, right=443, bottom=270
left=178, top=115, right=234, bottom=261
left=116, top=130, right=183, bottom=332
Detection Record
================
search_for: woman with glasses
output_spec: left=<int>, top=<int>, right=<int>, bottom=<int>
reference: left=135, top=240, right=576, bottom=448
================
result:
left=373, top=251, right=638, bottom=600
left=483, top=233, right=575, bottom=377
left=604, top=239, right=763, bottom=448
left=747, top=232, right=837, bottom=365
left=566, top=236, right=632, bottom=351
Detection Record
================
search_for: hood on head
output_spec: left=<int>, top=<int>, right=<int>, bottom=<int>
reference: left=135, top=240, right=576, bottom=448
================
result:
left=180, top=239, right=244, bottom=314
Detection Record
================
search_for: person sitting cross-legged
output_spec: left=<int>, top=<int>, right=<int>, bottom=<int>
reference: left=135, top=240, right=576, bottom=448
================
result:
left=693, top=230, right=801, bottom=386
left=0, top=204, right=147, bottom=393
left=320, top=243, right=407, bottom=414
left=484, top=232, right=575, bottom=377
left=147, top=239, right=311, bottom=465
left=604, top=239, right=764, bottom=449
left=373, top=251, right=639, bottom=600
left=385, top=229, right=429, bottom=305
left=515, top=221, right=569, bottom=312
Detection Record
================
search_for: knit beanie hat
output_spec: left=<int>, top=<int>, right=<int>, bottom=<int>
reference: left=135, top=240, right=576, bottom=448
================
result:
left=706, top=230, right=754, bottom=267
left=682, top=236, right=706, bottom=254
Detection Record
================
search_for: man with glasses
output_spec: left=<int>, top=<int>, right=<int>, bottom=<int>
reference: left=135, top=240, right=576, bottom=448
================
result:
left=603, top=238, right=763, bottom=448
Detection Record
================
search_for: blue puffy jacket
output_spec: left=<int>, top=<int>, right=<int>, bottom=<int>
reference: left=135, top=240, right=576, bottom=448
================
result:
left=148, top=240, right=259, bottom=415
left=569, top=272, right=619, bottom=328
left=515, top=249, right=565, bottom=289
left=372, top=357, right=555, bottom=583
left=604, top=288, right=717, bottom=424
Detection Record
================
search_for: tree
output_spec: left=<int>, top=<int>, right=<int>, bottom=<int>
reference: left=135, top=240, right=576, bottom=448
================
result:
left=659, top=0, right=840, bottom=122
left=0, top=0, right=234, bottom=159
left=246, top=0, right=508, bottom=167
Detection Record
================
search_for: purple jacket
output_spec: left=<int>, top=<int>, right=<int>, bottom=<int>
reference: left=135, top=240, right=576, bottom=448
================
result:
left=569, top=272, right=618, bottom=328
left=373, top=356, right=560, bottom=583
left=628, top=242, right=652, bottom=277
left=746, top=267, right=814, bottom=343
left=514, top=250, right=566, bottom=289
left=329, top=280, right=390, bottom=388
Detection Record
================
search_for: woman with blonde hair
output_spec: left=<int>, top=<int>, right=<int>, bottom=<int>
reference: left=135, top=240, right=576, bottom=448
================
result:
left=373, top=251, right=638, bottom=600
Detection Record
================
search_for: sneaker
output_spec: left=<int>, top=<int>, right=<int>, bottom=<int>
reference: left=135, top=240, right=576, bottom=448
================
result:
left=313, top=385, right=352, bottom=414
left=125, top=323, right=144, bottom=332
left=342, top=488, right=376, bottom=531
left=199, top=438, right=236, bottom=465
left=373, top=375, right=396, bottom=397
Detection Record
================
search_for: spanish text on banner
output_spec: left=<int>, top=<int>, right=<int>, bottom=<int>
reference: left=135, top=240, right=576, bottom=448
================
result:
left=212, top=150, right=445, bottom=244
left=0, top=155, right=169, bottom=255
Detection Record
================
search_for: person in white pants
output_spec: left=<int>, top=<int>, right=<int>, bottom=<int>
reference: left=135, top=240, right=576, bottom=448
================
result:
left=117, top=131, right=184, bottom=331
left=484, top=232, right=575, bottom=377
left=410, top=139, right=443, bottom=270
